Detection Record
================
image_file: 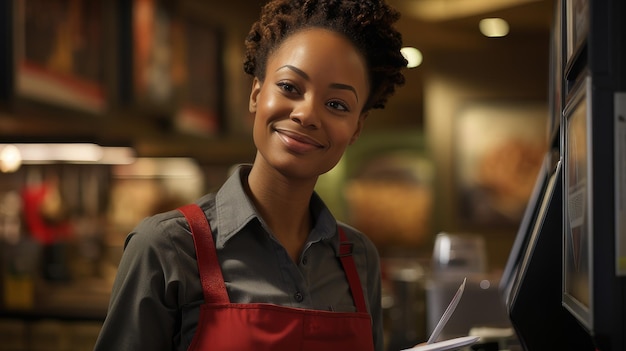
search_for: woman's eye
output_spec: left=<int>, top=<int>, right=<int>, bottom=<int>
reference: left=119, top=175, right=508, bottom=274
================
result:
left=277, top=82, right=298, bottom=94
left=328, top=100, right=349, bottom=112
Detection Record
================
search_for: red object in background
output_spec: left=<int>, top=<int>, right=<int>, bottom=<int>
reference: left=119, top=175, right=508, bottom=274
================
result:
left=21, top=183, right=73, bottom=244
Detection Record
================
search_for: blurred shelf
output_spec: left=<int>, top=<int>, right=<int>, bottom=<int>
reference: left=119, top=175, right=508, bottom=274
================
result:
left=1, top=280, right=110, bottom=321
left=0, top=108, right=256, bottom=165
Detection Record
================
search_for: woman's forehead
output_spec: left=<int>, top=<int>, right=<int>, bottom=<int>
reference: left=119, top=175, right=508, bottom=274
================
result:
left=267, top=29, right=368, bottom=82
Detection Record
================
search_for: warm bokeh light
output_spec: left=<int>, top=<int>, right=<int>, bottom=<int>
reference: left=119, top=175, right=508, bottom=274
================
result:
left=479, top=18, right=510, bottom=37
left=0, top=144, right=135, bottom=165
left=0, top=145, right=23, bottom=173
left=401, top=47, right=423, bottom=68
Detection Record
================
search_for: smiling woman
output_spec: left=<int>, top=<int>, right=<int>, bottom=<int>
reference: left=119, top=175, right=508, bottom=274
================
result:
left=249, top=28, right=369, bottom=180
left=94, top=1, right=407, bottom=351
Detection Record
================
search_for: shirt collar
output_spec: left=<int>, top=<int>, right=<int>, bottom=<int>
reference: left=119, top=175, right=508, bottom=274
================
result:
left=214, top=164, right=339, bottom=249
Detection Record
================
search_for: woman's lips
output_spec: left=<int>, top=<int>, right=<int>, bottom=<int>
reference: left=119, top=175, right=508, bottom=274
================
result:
left=275, top=128, right=325, bottom=153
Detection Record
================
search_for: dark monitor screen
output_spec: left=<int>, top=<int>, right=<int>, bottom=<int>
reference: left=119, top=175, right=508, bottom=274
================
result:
left=500, top=155, right=562, bottom=350
left=499, top=154, right=549, bottom=307
left=500, top=150, right=596, bottom=350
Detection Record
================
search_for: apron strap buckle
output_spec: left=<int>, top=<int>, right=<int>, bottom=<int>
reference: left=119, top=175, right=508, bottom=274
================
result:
left=339, top=242, right=354, bottom=257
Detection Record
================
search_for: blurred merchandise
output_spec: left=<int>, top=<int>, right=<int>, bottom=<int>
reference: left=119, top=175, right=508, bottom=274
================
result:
left=0, top=157, right=209, bottom=321
left=344, top=152, right=434, bottom=249
left=382, top=257, right=428, bottom=351
left=431, top=232, right=487, bottom=277
left=2, top=238, right=39, bottom=310
left=426, top=233, right=515, bottom=348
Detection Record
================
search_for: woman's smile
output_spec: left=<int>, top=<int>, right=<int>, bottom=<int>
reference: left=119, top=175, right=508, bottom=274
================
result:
left=274, top=127, right=326, bottom=154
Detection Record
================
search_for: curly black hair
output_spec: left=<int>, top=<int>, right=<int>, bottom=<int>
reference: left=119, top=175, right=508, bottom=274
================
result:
left=244, top=0, right=407, bottom=111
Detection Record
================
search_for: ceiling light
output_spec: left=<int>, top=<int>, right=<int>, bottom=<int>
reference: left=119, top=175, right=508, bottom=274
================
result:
left=401, top=47, right=423, bottom=68
left=479, top=18, right=510, bottom=37
left=0, top=143, right=135, bottom=165
left=405, top=0, right=538, bottom=21
left=0, top=145, right=23, bottom=173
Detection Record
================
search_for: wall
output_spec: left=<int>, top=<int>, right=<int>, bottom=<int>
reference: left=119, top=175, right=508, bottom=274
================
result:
left=424, top=33, right=551, bottom=269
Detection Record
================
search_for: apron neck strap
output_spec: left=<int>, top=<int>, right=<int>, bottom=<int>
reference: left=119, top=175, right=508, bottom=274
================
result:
left=178, top=204, right=229, bottom=304
left=338, top=228, right=368, bottom=313
left=179, top=204, right=369, bottom=313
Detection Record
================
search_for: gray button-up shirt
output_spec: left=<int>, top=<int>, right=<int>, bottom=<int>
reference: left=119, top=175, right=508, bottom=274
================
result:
left=94, top=165, right=383, bottom=351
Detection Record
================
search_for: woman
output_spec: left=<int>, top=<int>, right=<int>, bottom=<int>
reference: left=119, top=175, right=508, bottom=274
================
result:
left=94, top=0, right=406, bottom=350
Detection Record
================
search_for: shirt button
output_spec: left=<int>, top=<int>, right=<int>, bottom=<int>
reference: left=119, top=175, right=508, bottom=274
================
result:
left=294, top=292, right=304, bottom=302
left=302, top=256, right=308, bottom=265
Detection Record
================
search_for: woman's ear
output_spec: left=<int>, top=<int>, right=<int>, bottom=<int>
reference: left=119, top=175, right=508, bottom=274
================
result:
left=349, top=112, right=368, bottom=145
left=249, top=78, right=262, bottom=113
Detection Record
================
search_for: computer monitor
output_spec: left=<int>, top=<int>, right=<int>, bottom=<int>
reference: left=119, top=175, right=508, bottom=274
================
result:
left=500, top=154, right=561, bottom=350
left=500, top=155, right=596, bottom=351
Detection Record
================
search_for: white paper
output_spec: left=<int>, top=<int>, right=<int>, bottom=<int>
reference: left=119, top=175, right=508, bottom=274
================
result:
left=401, top=336, right=480, bottom=351
left=427, top=277, right=466, bottom=344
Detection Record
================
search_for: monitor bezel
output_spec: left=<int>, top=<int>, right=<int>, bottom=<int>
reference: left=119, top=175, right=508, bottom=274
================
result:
left=499, top=154, right=549, bottom=307
left=562, top=75, right=593, bottom=331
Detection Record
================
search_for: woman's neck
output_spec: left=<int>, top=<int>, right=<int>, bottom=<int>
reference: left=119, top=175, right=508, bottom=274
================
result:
left=246, top=159, right=318, bottom=261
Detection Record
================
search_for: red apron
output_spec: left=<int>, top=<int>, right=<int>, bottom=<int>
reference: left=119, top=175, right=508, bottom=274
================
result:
left=178, top=204, right=375, bottom=351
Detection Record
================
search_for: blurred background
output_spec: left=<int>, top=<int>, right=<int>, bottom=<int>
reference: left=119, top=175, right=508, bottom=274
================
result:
left=0, top=0, right=555, bottom=350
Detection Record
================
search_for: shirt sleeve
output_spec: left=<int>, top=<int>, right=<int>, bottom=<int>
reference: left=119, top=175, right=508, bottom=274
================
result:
left=94, top=214, right=184, bottom=351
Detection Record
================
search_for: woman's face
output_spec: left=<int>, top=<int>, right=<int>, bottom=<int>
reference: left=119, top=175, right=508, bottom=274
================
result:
left=249, top=28, right=369, bottom=180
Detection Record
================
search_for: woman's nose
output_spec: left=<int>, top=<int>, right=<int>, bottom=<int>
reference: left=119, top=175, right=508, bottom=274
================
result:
left=290, top=98, right=320, bottom=128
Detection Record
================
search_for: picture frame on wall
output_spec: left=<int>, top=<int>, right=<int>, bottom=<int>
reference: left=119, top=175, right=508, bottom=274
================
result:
left=132, top=0, right=176, bottom=109
left=562, top=76, right=592, bottom=330
left=13, top=0, right=107, bottom=114
left=564, top=0, right=588, bottom=78
left=548, top=0, right=563, bottom=145
left=171, top=16, right=223, bottom=136
left=454, top=101, right=548, bottom=227
left=131, top=0, right=223, bottom=136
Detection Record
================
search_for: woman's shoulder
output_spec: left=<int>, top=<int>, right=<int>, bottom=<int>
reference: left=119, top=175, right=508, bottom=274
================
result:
left=336, top=221, right=380, bottom=258
left=124, top=193, right=217, bottom=251
left=123, top=209, right=188, bottom=251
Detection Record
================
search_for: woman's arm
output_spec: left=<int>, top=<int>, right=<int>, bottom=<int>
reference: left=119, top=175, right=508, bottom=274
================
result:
left=94, top=217, right=182, bottom=351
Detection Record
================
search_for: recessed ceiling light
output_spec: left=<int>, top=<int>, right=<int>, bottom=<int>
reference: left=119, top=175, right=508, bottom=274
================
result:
left=401, top=47, right=423, bottom=68
left=479, top=18, right=510, bottom=37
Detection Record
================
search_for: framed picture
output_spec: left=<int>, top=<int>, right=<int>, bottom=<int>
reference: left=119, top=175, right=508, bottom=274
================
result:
left=564, top=0, right=588, bottom=74
left=172, top=16, right=223, bottom=136
left=562, top=76, right=592, bottom=330
left=131, top=0, right=223, bottom=135
left=454, top=101, right=548, bottom=227
left=132, top=0, right=176, bottom=107
left=13, top=0, right=107, bottom=113
left=548, top=0, right=563, bottom=144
